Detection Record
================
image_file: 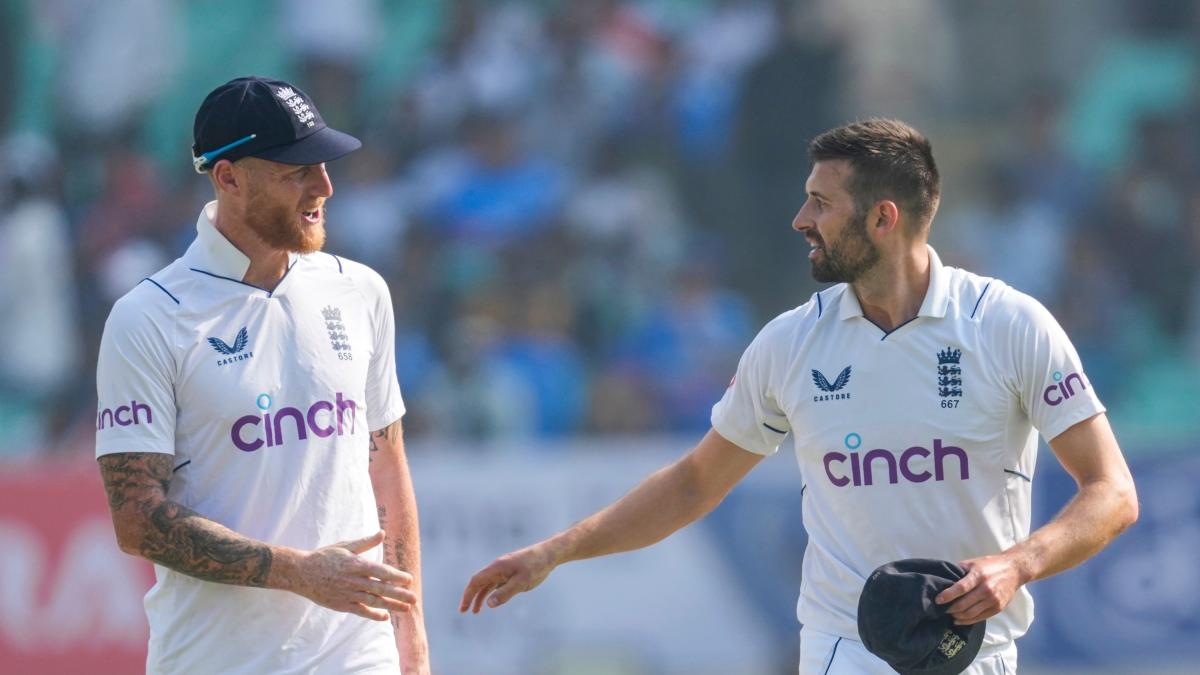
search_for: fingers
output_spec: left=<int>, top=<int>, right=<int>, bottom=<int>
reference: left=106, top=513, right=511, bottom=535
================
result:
left=339, top=530, right=386, bottom=554
left=473, top=582, right=497, bottom=613
left=362, top=561, right=414, bottom=586
left=357, top=578, right=419, bottom=606
left=945, top=574, right=1005, bottom=625
left=322, top=586, right=415, bottom=619
left=935, top=567, right=979, bottom=605
left=951, top=596, right=995, bottom=625
left=466, top=579, right=499, bottom=614
left=485, top=576, right=525, bottom=609
left=459, top=584, right=476, bottom=613
left=348, top=601, right=391, bottom=622
left=352, top=589, right=413, bottom=614
left=460, top=565, right=509, bottom=614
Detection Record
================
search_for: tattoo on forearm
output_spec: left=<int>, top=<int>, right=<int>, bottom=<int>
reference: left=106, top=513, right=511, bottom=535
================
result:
left=99, top=453, right=272, bottom=587
left=369, top=420, right=421, bottom=604
left=368, top=422, right=399, bottom=461
left=99, top=451, right=169, bottom=511
left=140, top=500, right=273, bottom=586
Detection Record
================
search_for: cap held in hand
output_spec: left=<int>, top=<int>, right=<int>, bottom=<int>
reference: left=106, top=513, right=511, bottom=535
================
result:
left=857, top=558, right=986, bottom=675
left=192, top=76, right=361, bottom=173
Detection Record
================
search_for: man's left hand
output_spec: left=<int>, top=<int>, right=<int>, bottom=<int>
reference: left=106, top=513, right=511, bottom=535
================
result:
left=935, top=553, right=1028, bottom=625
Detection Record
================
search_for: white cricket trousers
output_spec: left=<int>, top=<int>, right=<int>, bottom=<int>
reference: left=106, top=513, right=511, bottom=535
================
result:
left=799, top=626, right=1018, bottom=674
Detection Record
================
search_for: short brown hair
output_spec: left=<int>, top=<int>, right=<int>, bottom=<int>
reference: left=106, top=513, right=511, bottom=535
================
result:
left=808, top=119, right=941, bottom=229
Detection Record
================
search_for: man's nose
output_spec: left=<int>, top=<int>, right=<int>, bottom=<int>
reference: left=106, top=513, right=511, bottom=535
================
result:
left=310, top=163, right=333, bottom=198
left=791, top=208, right=810, bottom=232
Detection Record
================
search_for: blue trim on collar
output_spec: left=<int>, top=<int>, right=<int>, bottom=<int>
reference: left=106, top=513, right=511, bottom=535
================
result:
left=816, top=291, right=823, bottom=318
left=190, top=267, right=269, bottom=293
left=189, top=258, right=298, bottom=297
left=868, top=315, right=921, bottom=341
left=273, top=258, right=299, bottom=294
left=140, top=278, right=180, bottom=304
left=328, top=253, right=343, bottom=274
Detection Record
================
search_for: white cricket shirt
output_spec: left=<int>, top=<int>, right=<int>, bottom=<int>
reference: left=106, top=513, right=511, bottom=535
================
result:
left=712, top=247, right=1104, bottom=648
left=96, top=202, right=406, bottom=674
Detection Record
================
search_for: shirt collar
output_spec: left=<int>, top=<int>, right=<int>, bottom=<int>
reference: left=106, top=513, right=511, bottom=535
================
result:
left=185, top=200, right=298, bottom=280
left=837, top=245, right=950, bottom=321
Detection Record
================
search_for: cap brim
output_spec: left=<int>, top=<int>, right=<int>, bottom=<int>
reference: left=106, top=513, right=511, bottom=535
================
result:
left=253, top=126, right=362, bottom=165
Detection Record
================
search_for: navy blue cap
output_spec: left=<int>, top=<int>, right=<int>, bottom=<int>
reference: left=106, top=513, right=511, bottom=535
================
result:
left=192, top=76, right=361, bottom=173
left=857, top=559, right=986, bottom=675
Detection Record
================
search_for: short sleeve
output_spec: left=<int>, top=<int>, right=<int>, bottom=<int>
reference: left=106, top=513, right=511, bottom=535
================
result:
left=353, top=264, right=405, bottom=431
left=95, top=292, right=178, bottom=457
left=711, top=327, right=791, bottom=456
left=999, top=290, right=1105, bottom=442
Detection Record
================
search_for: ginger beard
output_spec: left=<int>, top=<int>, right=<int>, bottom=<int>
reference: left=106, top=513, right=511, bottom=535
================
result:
left=242, top=180, right=326, bottom=254
left=810, top=207, right=880, bottom=283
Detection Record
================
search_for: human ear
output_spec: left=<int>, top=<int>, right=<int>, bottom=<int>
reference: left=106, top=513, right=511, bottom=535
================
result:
left=875, top=200, right=901, bottom=232
left=211, top=160, right=241, bottom=195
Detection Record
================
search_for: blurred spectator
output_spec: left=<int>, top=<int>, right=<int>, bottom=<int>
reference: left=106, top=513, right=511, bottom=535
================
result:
left=0, top=3, right=15, bottom=132
left=817, top=0, right=960, bottom=120
left=585, top=366, right=661, bottom=434
left=952, top=163, right=1073, bottom=306
left=1098, top=114, right=1196, bottom=339
left=671, top=0, right=775, bottom=163
left=422, top=111, right=570, bottom=244
left=733, top=0, right=842, bottom=314
left=498, top=280, right=589, bottom=437
left=580, top=0, right=672, bottom=124
left=419, top=314, right=538, bottom=440
left=0, top=134, right=79, bottom=455
left=409, top=1, right=551, bottom=141
left=1008, top=91, right=1097, bottom=217
left=44, top=0, right=179, bottom=145
left=1052, top=236, right=1128, bottom=398
left=564, top=139, right=684, bottom=273
left=281, top=0, right=380, bottom=132
left=325, top=144, right=412, bottom=270
left=1064, top=0, right=1198, bottom=172
left=1184, top=186, right=1200, bottom=362
left=616, top=245, right=753, bottom=431
left=75, top=144, right=171, bottom=332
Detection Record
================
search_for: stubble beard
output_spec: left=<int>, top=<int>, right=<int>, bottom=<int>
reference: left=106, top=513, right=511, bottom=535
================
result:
left=810, top=210, right=880, bottom=284
left=244, top=190, right=326, bottom=254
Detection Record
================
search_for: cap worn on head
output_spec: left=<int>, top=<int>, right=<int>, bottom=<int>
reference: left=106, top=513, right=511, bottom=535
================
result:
left=192, top=76, right=361, bottom=173
left=857, top=558, right=986, bottom=675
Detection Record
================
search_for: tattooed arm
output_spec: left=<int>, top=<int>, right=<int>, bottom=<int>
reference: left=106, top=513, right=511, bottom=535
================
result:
left=98, top=452, right=417, bottom=620
left=369, top=420, right=430, bottom=675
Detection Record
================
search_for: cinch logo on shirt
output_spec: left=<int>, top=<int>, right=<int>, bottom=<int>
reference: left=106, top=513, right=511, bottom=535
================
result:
left=1043, top=371, right=1088, bottom=406
left=230, top=392, right=358, bottom=452
left=822, top=432, right=969, bottom=487
left=97, top=400, right=153, bottom=430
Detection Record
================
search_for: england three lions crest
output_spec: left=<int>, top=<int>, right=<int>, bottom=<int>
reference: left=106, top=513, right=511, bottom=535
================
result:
left=937, top=347, right=963, bottom=400
left=322, top=306, right=352, bottom=360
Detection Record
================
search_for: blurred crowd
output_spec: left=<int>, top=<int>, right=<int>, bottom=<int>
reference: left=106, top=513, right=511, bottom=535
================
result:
left=0, top=0, right=1197, bottom=456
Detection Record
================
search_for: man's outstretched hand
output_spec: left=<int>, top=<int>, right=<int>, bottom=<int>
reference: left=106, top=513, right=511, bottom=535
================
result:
left=460, top=542, right=561, bottom=613
left=284, top=530, right=418, bottom=621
